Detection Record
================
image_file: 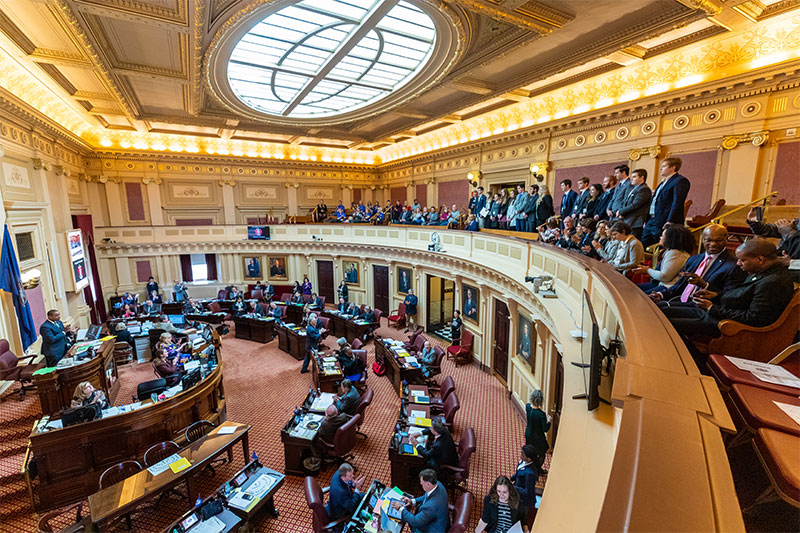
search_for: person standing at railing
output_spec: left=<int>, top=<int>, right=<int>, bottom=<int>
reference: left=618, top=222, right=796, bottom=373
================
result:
left=513, top=184, right=529, bottom=233
left=497, top=189, right=509, bottom=230
left=641, top=157, right=691, bottom=247
left=747, top=207, right=800, bottom=260
left=506, top=189, right=518, bottom=231
left=608, top=164, right=631, bottom=219
left=595, top=175, right=617, bottom=221
left=534, top=183, right=555, bottom=230
left=616, top=169, right=652, bottom=241
left=474, top=187, right=488, bottom=229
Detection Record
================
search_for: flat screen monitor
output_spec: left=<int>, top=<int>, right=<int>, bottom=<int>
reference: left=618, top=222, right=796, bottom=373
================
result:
left=62, top=404, right=101, bottom=427
left=247, top=226, right=270, bottom=240
left=167, top=314, right=186, bottom=326
left=580, top=289, right=604, bottom=411
left=86, top=324, right=101, bottom=340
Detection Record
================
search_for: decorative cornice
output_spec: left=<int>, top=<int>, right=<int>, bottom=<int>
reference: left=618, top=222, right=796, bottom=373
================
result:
left=720, top=130, right=769, bottom=150
left=629, top=145, right=662, bottom=161
left=142, top=176, right=162, bottom=185
left=217, top=177, right=235, bottom=187
left=93, top=174, right=122, bottom=184
left=31, top=158, right=52, bottom=171
left=675, top=0, right=723, bottom=16
left=52, top=164, right=71, bottom=176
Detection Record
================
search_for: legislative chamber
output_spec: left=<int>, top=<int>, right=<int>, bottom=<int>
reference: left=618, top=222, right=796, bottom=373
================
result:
left=0, top=1, right=799, bottom=531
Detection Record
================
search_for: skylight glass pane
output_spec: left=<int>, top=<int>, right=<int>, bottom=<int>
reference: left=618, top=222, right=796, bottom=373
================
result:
left=228, top=0, right=436, bottom=118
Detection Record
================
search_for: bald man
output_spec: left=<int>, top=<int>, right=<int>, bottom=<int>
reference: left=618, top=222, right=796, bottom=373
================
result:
left=651, top=224, right=745, bottom=304
left=317, top=404, right=350, bottom=445
left=660, top=238, right=793, bottom=344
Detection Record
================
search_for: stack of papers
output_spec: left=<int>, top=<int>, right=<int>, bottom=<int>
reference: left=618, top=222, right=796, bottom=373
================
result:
left=408, top=417, right=431, bottom=427
left=310, top=392, right=336, bottom=412
left=146, top=453, right=182, bottom=476
left=228, top=473, right=278, bottom=511
left=725, top=356, right=800, bottom=389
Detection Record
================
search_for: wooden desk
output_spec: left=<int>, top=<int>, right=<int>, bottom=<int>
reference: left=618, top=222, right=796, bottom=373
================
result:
left=322, top=310, right=347, bottom=338
left=275, top=323, right=307, bottom=361
left=284, top=303, right=304, bottom=325
left=233, top=315, right=275, bottom=343
left=345, top=319, right=371, bottom=344
left=27, top=355, right=226, bottom=511
left=224, top=461, right=284, bottom=526
left=375, top=341, right=422, bottom=397
left=185, top=312, right=226, bottom=324
left=33, top=339, right=120, bottom=417
left=89, top=421, right=250, bottom=528
left=343, top=480, right=404, bottom=533
left=312, top=352, right=342, bottom=393
left=388, top=426, right=425, bottom=493
left=280, top=411, right=322, bottom=476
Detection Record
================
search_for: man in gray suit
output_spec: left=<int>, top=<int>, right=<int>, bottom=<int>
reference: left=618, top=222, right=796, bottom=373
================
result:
left=392, top=469, right=450, bottom=533
left=608, top=164, right=632, bottom=218
left=513, top=184, right=529, bottom=233
left=616, top=168, right=652, bottom=240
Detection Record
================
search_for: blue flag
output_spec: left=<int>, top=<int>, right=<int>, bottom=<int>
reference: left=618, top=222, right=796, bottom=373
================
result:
left=0, top=225, right=37, bottom=350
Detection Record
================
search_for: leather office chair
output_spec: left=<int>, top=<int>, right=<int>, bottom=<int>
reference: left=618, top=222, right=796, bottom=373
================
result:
left=184, top=420, right=231, bottom=476
left=351, top=338, right=364, bottom=351
left=0, top=339, right=42, bottom=401
left=304, top=477, right=350, bottom=533
left=407, top=334, right=426, bottom=355
left=441, top=427, right=476, bottom=494
left=148, top=328, right=166, bottom=357
left=136, top=378, right=167, bottom=401
left=216, top=289, right=228, bottom=300
left=319, top=413, right=361, bottom=465
left=387, top=303, right=406, bottom=329
left=448, top=492, right=474, bottom=533
left=403, top=327, right=424, bottom=350
left=369, top=309, right=382, bottom=339
left=36, top=502, right=84, bottom=533
left=99, top=460, right=143, bottom=530
left=431, top=392, right=460, bottom=431
left=354, top=389, right=373, bottom=438
left=429, top=375, right=456, bottom=404
left=281, top=293, right=291, bottom=303
left=317, top=317, right=330, bottom=341
left=352, top=349, right=368, bottom=393
left=113, top=341, right=132, bottom=365
left=208, top=301, right=232, bottom=321
left=447, top=330, right=473, bottom=365
left=251, top=289, right=263, bottom=301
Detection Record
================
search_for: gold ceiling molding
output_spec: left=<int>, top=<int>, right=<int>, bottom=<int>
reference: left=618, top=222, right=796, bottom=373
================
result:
left=141, top=176, right=162, bottom=185
left=675, top=0, right=723, bottom=16
left=446, top=0, right=572, bottom=33
left=720, top=130, right=770, bottom=150
left=628, top=145, right=662, bottom=161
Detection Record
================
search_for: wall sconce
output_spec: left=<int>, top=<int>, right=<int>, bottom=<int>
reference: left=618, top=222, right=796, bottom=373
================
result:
left=466, top=171, right=482, bottom=188
left=21, top=268, right=42, bottom=290
left=529, top=162, right=547, bottom=183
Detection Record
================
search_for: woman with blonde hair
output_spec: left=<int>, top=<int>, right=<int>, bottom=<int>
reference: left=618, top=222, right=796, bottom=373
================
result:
left=71, top=381, right=108, bottom=409
left=153, top=348, right=184, bottom=386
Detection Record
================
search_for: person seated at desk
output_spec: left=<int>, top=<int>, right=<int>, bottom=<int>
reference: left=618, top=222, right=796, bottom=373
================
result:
left=658, top=238, right=794, bottom=363
left=361, top=305, right=376, bottom=338
left=158, top=314, right=182, bottom=334
left=390, top=469, right=450, bottom=533
left=333, top=379, right=360, bottom=415
left=511, top=445, right=541, bottom=527
left=114, top=322, right=135, bottom=350
left=410, top=418, right=458, bottom=472
left=309, top=292, right=323, bottom=310
left=344, top=302, right=359, bottom=318
left=121, top=292, right=137, bottom=307
left=153, top=348, right=186, bottom=386
left=337, top=346, right=365, bottom=382
left=229, top=287, right=242, bottom=300
left=121, top=304, right=135, bottom=318
left=270, top=302, right=282, bottom=324
left=337, top=297, right=348, bottom=313
left=183, top=298, right=202, bottom=314
left=313, top=404, right=351, bottom=457
left=150, top=290, right=162, bottom=304
left=232, top=296, right=246, bottom=317
left=253, top=280, right=266, bottom=292
left=157, top=332, right=189, bottom=358
left=71, top=381, right=109, bottom=410
left=141, top=299, right=159, bottom=315
left=475, top=476, right=526, bottom=533
left=418, top=341, right=437, bottom=379
left=291, top=290, right=305, bottom=305
left=326, top=462, right=365, bottom=520
left=247, top=300, right=264, bottom=317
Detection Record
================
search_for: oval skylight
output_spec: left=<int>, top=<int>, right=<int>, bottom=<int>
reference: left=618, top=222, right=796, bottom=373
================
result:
left=227, top=0, right=437, bottom=119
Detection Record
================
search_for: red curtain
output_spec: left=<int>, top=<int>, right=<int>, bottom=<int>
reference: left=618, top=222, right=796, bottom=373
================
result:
left=205, top=254, right=218, bottom=281
left=180, top=254, right=193, bottom=282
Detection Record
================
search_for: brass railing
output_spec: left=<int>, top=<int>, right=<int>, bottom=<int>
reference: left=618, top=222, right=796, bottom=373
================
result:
left=691, top=191, right=779, bottom=234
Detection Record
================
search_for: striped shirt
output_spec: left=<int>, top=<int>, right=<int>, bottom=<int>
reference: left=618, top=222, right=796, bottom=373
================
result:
left=494, top=502, right=513, bottom=533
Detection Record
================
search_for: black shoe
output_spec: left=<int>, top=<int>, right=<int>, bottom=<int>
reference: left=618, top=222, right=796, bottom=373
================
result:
left=404, top=328, right=408, bottom=333
left=300, top=369, right=309, bottom=374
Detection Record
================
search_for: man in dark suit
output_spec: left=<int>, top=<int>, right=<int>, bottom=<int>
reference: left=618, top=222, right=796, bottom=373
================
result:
left=651, top=224, right=745, bottom=304
left=568, top=177, right=591, bottom=220
left=596, top=174, right=617, bottom=220
left=660, top=238, right=794, bottom=358
left=608, top=164, right=631, bottom=218
left=642, top=157, right=691, bottom=246
left=559, top=179, right=578, bottom=218
left=616, top=169, right=652, bottom=240
left=314, top=405, right=351, bottom=456
left=463, top=289, right=477, bottom=320
left=392, top=469, right=450, bottom=533
left=334, top=379, right=360, bottom=416
left=326, top=463, right=365, bottom=520
left=474, top=187, right=488, bottom=229
left=40, top=310, right=73, bottom=367
left=412, top=418, right=459, bottom=471
left=302, top=314, right=324, bottom=374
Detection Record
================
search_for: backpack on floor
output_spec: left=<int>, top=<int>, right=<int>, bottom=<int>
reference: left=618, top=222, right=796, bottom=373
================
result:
left=372, top=361, right=385, bottom=376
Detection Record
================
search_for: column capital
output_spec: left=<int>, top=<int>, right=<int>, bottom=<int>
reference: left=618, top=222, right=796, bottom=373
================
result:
left=720, top=130, right=769, bottom=150
left=52, top=165, right=71, bottom=177
left=218, top=178, right=236, bottom=187
left=142, top=176, right=162, bottom=185
left=31, top=157, right=51, bottom=171
left=628, top=145, right=661, bottom=161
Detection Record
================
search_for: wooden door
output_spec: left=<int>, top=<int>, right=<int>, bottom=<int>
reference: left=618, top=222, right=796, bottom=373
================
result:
left=316, top=261, right=335, bottom=304
left=492, top=299, right=510, bottom=382
left=373, top=265, right=389, bottom=314
left=551, top=349, right=564, bottom=448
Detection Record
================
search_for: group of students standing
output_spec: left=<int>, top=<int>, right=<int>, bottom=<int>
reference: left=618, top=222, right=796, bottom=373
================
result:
left=469, top=184, right=556, bottom=233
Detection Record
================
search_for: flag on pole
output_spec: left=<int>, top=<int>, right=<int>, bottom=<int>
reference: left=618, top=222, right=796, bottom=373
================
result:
left=0, top=225, right=37, bottom=349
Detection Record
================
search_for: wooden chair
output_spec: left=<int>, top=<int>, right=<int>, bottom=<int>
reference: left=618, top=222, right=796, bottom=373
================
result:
left=99, top=461, right=143, bottom=530
left=113, top=341, right=132, bottom=365
left=683, top=199, right=693, bottom=219
left=184, top=420, right=231, bottom=475
left=37, top=502, right=84, bottom=533
left=387, top=303, right=406, bottom=329
left=447, top=330, right=474, bottom=365
left=304, top=477, right=350, bottom=533
left=688, top=199, right=726, bottom=228
left=144, top=441, right=185, bottom=503
left=699, top=289, right=800, bottom=363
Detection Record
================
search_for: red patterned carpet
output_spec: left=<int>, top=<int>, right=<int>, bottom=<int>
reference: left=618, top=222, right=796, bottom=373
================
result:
left=0, top=320, right=544, bottom=532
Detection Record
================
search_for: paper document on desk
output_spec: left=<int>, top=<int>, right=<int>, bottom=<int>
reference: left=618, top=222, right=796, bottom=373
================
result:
left=752, top=369, right=800, bottom=389
left=190, top=515, right=226, bottom=533
left=408, top=417, right=431, bottom=427
left=410, top=389, right=424, bottom=397
left=403, top=356, right=418, bottom=365
left=773, top=402, right=800, bottom=427
left=147, top=453, right=182, bottom=476
left=311, top=392, right=336, bottom=411
left=169, top=457, right=191, bottom=473
left=725, top=356, right=778, bottom=373
left=217, top=425, right=236, bottom=435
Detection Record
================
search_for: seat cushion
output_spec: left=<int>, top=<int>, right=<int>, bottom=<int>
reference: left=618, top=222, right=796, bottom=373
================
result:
left=447, top=346, right=462, bottom=355
left=708, top=354, right=800, bottom=396
left=754, top=428, right=800, bottom=504
left=731, top=384, right=800, bottom=436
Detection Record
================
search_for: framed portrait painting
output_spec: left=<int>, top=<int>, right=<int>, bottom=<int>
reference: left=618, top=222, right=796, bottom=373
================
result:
left=267, top=256, right=288, bottom=281
left=517, top=314, right=535, bottom=372
left=462, top=284, right=479, bottom=324
left=243, top=256, right=262, bottom=280
left=397, top=267, right=411, bottom=295
left=343, top=259, right=360, bottom=286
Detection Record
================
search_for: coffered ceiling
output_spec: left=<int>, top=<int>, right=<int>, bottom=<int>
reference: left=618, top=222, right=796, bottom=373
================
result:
left=0, top=0, right=798, bottom=160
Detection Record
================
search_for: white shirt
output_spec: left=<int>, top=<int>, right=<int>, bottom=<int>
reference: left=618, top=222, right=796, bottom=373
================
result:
left=650, top=172, right=677, bottom=215
left=613, top=235, right=633, bottom=265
